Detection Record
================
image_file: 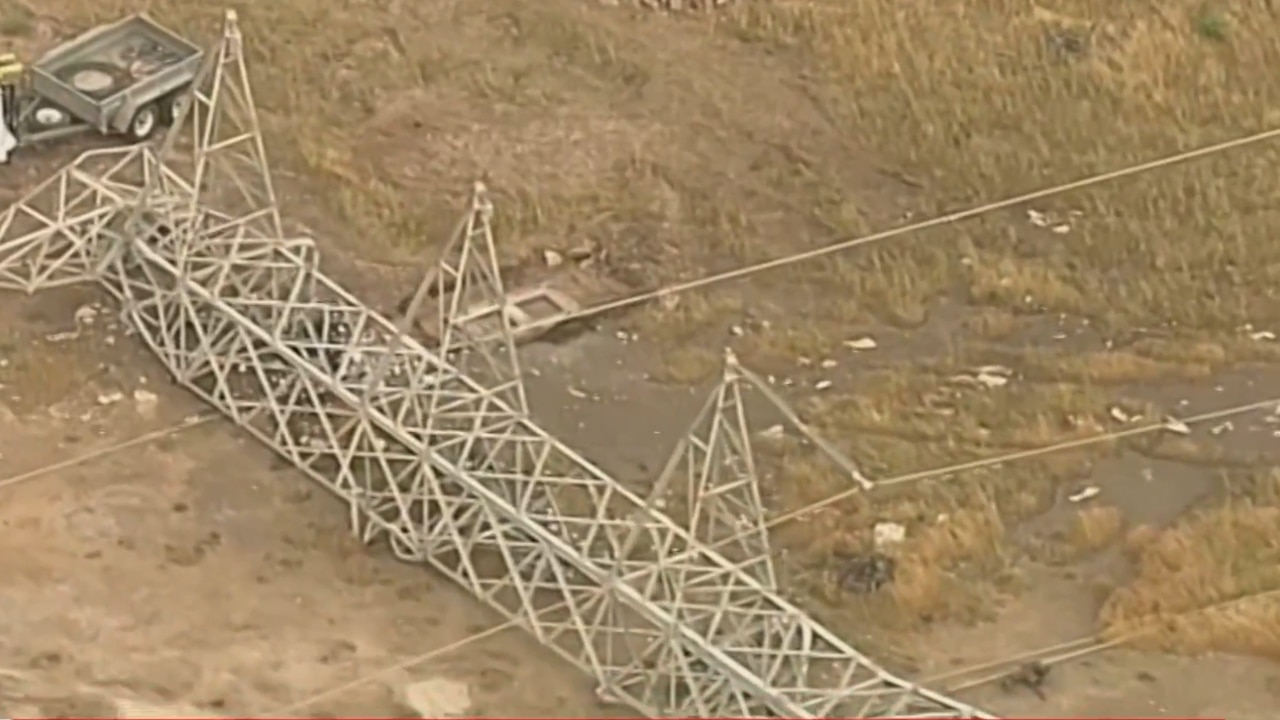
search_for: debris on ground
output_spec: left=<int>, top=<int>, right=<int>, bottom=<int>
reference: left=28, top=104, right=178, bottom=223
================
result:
left=1108, top=405, right=1144, bottom=424
left=133, top=388, right=159, bottom=418
left=74, top=304, right=98, bottom=326
left=1026, top=208, right=1078, bottom=235
left=872, top=521, right=906, bottom=549
left=949, top=365, right=1012, bottom=389
left=1068, top=485, right=1100, bottom=503
left=1000, top=661, right=1051, bottom=700
left=401, top=676, right=473, bottom=718
left=96, top=391, right=125, bottom=406
left=1240, top=324, right=1277, bottom=342
left=837, top=551, right=896, bottom=594
left=1162, top=416, right=1192, bottom=435
left=844, top=337, right=878, bottom=351
left=757, top=424, right=785, bottom=441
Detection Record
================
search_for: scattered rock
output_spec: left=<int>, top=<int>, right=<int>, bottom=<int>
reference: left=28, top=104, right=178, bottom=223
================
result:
left=401, top=676, right=472, bottom=718
left=844, top=337, right=877, bottom=351
left=1108, top=405, right=1142, bottom=424
left=133, top=388, right=159, bottom=418
left=1026, top=208, right=1080, bottom=235
left=542, top=249, right=564, bottom=268
left=950, top=365, right=1012, bottom=389
left=814, top=380, right=833, bottom=391
left=96, top=391, right=125, bottom=406
left=872, top=521, right=906, bottom=549
left=74, top=304, right=99, bottom=326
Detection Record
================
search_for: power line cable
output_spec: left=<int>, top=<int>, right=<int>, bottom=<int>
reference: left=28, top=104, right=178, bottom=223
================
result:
left=8, top=127, right=1280, bottom=714
left=508, top=127, right=1280, bottom=336
left=260, top=394, right=1280, bottom=714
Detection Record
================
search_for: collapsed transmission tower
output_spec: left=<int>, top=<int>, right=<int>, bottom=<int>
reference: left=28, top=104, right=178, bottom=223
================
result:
left=0, top=11, right=993, bottom=718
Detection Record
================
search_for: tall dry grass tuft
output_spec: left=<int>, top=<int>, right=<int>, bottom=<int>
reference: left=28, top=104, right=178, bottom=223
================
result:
left=1070, top=505, right=1125, bottom=553
left=1099, top=470, right=1280, bottom=658
left=723, top=0, right=1280, bottom=335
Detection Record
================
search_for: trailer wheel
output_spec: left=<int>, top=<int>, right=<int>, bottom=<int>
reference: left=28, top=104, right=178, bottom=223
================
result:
left=160, top=91, right=191, bottom=126
left=127, top=103, right=160, bottom=142
left=31, top=102, right=71, bottom=128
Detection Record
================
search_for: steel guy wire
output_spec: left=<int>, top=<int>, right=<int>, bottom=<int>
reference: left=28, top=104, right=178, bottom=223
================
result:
left=506, top=126, right=1280, bottom=337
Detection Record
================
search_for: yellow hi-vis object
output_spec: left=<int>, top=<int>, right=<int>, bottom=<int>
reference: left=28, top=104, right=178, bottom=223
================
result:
left=0, top=54, right=24, bottom=83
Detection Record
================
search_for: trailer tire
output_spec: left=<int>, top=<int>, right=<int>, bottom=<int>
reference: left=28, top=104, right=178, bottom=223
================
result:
left=30, top=102, right=72, bottom=129
left=159, top=90, right=191, bottom=126
left=126, top=103, right=160, bottom=142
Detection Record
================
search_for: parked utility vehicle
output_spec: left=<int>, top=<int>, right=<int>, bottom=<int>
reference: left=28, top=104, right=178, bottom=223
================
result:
left=0, top=14, right=203, bottom=162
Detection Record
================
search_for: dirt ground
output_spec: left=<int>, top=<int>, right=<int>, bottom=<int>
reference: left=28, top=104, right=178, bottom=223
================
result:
left=0, top=289, right=624, bottom=718
left=5, top=0, right=1280, bottom=717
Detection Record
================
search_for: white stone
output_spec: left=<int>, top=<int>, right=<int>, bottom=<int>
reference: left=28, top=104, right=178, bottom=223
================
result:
left=402, top=676, right=472, bottom=718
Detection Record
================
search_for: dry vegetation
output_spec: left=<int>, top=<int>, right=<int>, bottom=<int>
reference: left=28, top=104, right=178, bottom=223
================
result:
left=1101, top=470, right=1280, bottom=657
left=6, top=0, right=1280, bottom=670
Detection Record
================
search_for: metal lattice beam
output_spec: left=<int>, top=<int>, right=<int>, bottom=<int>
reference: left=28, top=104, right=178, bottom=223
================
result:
left=0, top=10, right=993, bottom=719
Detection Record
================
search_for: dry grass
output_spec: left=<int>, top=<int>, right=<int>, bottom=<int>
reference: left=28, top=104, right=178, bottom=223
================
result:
left=1021, top=503, right=1127, bottom=567
left=769, top=439, right=1089, bottom=631
left=1099, top=470, right=1280, bottom=658
left=14, top=0, right=1280, bottom=642
left=715, top=0, right=1280, bottom=632
left=0, top=1, right=36, bottom=37
left=714, top=0, right=1280, bottom=358
left=1071, top=505, right=1127, bottom=553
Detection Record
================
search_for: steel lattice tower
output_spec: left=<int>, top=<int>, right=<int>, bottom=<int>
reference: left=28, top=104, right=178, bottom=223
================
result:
left=0, top=11, right=992, bottom=719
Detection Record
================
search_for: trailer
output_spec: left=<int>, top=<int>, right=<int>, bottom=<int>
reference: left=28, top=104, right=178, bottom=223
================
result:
left=0, top=14, right=204, bottom=161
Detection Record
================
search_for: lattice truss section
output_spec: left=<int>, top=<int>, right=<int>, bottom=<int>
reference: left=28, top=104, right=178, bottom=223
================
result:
left=0, top=10, right=993, bottom=720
